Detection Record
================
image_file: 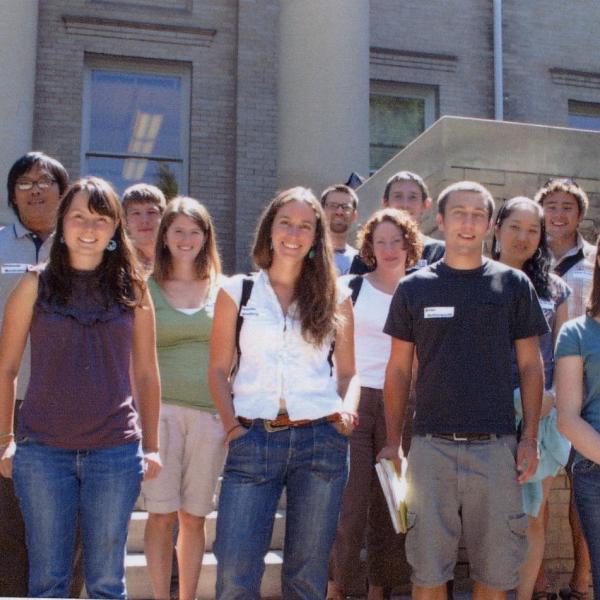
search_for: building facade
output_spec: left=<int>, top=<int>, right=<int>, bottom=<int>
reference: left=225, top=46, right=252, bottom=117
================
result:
left=2, top=0, right=600, bottom=270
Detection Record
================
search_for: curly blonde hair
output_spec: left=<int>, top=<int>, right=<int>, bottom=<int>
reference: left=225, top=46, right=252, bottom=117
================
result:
left=357, top=208, right=423, bottom=269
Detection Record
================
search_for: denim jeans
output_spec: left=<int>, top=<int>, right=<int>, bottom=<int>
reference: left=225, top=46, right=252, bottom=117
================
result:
left=573, top=458, right=600, bottom=597
left=214, top=419, right=348, bottom=600
left=13, top=440, right=143, bottom=599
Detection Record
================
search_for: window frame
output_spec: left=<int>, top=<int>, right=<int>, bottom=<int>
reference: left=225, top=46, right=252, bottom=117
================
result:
left=369, top=81, right=437, bottom=172
left=81, top=56, right=191, bottom=194
left=568, top=99, right=600, bottom=131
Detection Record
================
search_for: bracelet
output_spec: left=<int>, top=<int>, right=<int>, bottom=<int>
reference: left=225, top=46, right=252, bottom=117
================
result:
left=226, top=423, right=243, bottom=437
left=0, top=432, right=14, bottom=440
left=520, top=437, right=538, bottom=445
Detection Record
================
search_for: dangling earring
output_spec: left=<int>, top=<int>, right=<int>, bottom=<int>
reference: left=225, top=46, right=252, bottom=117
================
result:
left=308, top=247, right=315, bottom=260
left=106, top=239, right=117, bottom=252
left=494, top=239, right=501, bottom=255
left=59, top=236, right=64, bottom=244
left=270, top=240, right=274, bottom=251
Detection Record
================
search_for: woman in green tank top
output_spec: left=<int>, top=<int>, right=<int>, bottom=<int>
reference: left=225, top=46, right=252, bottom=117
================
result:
left=140, top=197, right=225, bottom=600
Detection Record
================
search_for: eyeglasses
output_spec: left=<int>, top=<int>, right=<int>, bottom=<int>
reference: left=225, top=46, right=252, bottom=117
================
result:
left=15, top=177, right=56, bottom=192
left=324, top=202, right=354, bottom=214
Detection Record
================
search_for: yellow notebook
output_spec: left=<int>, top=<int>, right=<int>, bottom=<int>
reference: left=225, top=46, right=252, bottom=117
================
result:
left=375, top=457, right=409, bottom=534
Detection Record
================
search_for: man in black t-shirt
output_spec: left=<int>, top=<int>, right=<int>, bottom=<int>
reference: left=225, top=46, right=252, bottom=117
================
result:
left=379, top=181, right=548, bottom=599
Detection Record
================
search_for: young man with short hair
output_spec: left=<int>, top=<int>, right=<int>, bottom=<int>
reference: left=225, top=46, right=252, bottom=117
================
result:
left=535, top=177, right=596, bottom=600
left=320, top=184, right=359, bottom=275
left=380, top=181, right=548, bottom=600
left=122, top=183, right=167, bottom=274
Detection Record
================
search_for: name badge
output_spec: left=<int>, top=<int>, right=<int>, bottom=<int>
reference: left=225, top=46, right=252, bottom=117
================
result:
left=539, top=299, right=555, bottom=311
left=424, top=306, right=455, bottom=319
left=1, top=263, right=31, bottom=274
left=416, top=259, right=428, bottom=269
left=240, top=306, right=259, bottom=317
left=572, top=271, right=593, bottom=281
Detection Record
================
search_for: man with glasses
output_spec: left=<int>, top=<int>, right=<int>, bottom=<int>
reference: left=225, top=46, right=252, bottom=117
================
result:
left=535, top=177, right=596, bottom=600
left=0, top=152, right=80, bottom=597
left=320, top=184, right=360, bottom=275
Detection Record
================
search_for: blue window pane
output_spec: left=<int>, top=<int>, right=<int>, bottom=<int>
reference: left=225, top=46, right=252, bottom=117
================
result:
left=84, top=156, right=182, bottom=196
left=569, top=114, right=600, bottom=131
left=89, top=70, right=182, bottom=157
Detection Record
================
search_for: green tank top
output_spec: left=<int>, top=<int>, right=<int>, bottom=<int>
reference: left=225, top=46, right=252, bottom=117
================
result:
left=148, top=276, right=218, bottom=412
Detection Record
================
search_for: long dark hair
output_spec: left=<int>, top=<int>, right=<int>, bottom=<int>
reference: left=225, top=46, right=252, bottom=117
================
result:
left=492, top=196, right=552, bottom=299
left=153, top=196, right=222, bottom=284
left=45, top=177, right=144, bottom=308
left=587, top=236, right=600, bottom=318
left=252, top=187, right=340, bottom=347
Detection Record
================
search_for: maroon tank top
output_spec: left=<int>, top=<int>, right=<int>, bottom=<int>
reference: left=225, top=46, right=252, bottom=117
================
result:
left=18, top=268, right=141, bottom=449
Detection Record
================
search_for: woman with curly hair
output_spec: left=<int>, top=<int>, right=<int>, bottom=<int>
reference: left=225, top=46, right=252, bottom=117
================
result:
left=492, top=196, right=571, bottom=600
left=329, top=208, right=422, bottom=600
left=208, top=186, right=360, bottom=599
left=0, top=177, right=161, bottom=599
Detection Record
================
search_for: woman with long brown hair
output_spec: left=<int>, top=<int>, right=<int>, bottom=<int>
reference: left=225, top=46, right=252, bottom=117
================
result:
left=208, top=186, right=360, bottom=599
left=141, top=196, right=225, bottom=600
left=0, top=177, right=161, bottom=599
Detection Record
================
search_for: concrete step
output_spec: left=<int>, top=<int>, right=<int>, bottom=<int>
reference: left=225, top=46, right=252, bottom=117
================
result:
left=125, top=550, right=283, bottom=600
left=127, top=509, right=286, bottom=553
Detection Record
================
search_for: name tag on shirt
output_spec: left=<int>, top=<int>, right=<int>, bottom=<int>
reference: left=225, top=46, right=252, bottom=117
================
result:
left=416, top=259, right=428, bottom=269
left=539, top=299, right=555, bottom=311
left=424, top=306, right=455, bottom=319
left=240, top=306, right=259, bottom=317
left=572, top=271, right=593, bottom=281
left=1, top=263, right=31, bottom=274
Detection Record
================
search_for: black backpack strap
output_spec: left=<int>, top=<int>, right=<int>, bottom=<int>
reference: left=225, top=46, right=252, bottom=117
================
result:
left=348, top=275, right=363, bottom=306
left=327, top=277, right=362, bottom=376
left=554, top=249, right=584, bottom=278
left=232, top=277, right=254, bottom=376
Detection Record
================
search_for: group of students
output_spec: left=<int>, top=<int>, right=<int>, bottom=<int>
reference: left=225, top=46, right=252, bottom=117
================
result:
left=0, top=152, right=598, bottom=600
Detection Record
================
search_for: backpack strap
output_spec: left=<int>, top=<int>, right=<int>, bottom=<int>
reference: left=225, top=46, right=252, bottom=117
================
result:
left=327, top=277, right=362, bottom=376
left=232, top=277, right=254, bottom=377
left=348, top=275, right=364, bottom=306
left=554, top=248, right=584, bottom=278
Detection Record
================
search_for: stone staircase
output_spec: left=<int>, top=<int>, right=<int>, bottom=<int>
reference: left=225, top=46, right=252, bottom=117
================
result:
left=124, top=503, right=286, bottom=599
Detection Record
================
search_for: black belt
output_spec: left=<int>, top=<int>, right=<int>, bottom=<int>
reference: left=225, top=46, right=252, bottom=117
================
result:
left=430, top=433, right=496, bottom=442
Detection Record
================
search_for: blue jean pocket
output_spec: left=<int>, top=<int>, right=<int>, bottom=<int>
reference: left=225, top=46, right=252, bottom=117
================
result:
left=311, top=422, right=348, bottom=482
left=573, top=458, right=600, bottom=474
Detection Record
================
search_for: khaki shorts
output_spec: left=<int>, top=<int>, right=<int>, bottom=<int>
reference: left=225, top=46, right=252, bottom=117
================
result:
left=405, top=434, right=528, bottom=590
left=141, top=404, right=226, bottom=517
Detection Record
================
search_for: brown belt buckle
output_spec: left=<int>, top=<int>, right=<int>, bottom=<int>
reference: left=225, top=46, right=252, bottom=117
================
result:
left=264, top=419, right=289, bottom=432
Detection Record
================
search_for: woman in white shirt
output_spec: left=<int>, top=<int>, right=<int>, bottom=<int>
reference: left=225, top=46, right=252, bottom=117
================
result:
left=208, top=186, right=360, bottom=600
left=329, top=208, right=423, bottom=600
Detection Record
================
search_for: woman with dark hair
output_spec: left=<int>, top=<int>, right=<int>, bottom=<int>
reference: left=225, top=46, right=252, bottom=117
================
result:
left=492, top=196, right=571, bottom=600
left=208, top=186, right=359, bottom=599
left=0, top=177, right=161, bottom=599
left=556, top=235, right=600, bottom=598
left=141, top=197, right=225, bottom=600
left=329, top=208, right=422, bottom=600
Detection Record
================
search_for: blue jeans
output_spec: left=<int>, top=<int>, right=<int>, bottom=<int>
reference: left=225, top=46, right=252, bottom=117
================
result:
left=573, top=458, right=600, bottom=598
left=214, top=420, right=348, bottom=599
left=13, top=440, right=143, bottom=599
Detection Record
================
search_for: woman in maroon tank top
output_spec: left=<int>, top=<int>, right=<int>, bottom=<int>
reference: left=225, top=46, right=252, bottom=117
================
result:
left=0, top=177, right=161, bottom=599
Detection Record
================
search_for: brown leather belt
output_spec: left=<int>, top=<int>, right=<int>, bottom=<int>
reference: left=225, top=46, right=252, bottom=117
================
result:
left=238, top=413, right=341, bottom=432
left=430, top=433, right=496, bottom=442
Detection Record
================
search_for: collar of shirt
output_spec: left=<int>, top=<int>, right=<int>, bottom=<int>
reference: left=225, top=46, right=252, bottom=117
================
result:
left=550, top=232, right=594, bottom=268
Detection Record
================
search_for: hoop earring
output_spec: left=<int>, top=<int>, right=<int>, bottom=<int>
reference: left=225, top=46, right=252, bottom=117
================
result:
left=106, top=239, right=117, bottom=252
left=60, top=236, right=64, bottom=244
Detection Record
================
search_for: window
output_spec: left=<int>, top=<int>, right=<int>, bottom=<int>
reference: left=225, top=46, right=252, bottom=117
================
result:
left=569, top=100, right=600, bottom=131
left=369, top=83, right=436, bottom=172
left=82, top=59, right=190, bottom=195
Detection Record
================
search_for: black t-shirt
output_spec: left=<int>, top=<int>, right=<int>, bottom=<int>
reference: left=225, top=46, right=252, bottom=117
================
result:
left=384, top=258, right=549, bottom=435
left=348, top=234, right=446, bottom=275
